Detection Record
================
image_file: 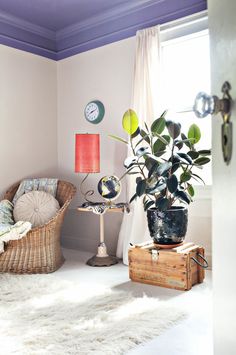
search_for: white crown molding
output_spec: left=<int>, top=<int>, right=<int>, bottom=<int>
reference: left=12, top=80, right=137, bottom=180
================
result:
left=0, top=34, right=57, bottom=60
left=0, top=9, right=56, bottom=41
left=56, top=0, right=163, bottom=41
left=0, top=0, right=207, bottom=60
left=57, top=3, right=207, bottom=59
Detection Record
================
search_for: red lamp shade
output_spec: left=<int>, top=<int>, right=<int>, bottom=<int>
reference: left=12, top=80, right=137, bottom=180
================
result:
left=75, top=134, right=100, bottom=173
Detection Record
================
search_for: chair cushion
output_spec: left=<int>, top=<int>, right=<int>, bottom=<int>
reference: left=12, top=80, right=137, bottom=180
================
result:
left=13, top=191, right=60, bottom=228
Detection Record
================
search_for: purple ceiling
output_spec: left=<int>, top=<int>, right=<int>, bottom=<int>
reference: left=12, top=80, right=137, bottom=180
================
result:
left=0, top=0, right=129, bottom=31
left=0, top=0, right=207, bottom=60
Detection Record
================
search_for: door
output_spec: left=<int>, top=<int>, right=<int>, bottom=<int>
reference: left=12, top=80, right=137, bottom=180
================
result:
left=208, top=1, right=236, bottom=354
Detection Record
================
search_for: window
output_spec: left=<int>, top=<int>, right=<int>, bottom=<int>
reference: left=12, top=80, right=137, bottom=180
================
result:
left=159, top=15, right=211, bottom=185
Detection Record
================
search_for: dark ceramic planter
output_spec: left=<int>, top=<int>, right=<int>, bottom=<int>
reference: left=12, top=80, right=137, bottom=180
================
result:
left=147, top=206, right=188, bottom=245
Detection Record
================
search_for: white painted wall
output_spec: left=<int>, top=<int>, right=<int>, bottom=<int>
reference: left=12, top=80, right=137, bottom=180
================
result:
left=0, top=45, right=58, bottom=198
left=186, top=186, right=212, bottom=266
left=208, top=0, right=236, bottom=353
left=57, top=37, right=212, bottom=262
left=0, top=38, right=211, bottom=262
left=57, top=37, right=135, bottom=254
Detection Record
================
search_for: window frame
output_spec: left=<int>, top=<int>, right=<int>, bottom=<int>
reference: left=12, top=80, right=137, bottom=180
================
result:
left=159, top=10, right=208, bottom=43
left=160, top=28, right=210, bottom=113
left=158, top=11, right=212, bottom=190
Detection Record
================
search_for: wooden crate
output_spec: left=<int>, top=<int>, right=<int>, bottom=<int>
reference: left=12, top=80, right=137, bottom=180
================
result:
left=128, top=242, right=206, bottom=291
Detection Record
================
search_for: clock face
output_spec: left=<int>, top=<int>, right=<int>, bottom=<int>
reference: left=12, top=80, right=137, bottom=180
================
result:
left=84, top=100, right=105, bottom=124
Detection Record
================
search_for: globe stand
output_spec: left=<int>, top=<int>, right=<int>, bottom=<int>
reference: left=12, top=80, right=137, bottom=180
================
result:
left=86, top=213, right=119, bottom=267
left=82, top=175, right=123, bottom=266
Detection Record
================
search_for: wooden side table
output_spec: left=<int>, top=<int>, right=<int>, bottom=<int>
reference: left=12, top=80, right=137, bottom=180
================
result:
left=77, top=205, right=128, bottom=266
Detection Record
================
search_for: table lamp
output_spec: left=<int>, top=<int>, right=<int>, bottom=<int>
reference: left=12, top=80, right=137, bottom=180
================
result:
left=75, top=133, right=100, bottom=202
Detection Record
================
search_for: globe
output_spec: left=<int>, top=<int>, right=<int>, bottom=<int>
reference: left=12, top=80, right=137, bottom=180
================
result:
left=98, top=175, right=121, bottom=201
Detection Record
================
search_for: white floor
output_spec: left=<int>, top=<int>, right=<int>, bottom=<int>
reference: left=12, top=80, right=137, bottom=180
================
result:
left=57, top=248, right=213, bottom=355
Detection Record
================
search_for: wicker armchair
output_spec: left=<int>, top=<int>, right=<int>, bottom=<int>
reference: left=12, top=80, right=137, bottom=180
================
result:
left=0, top=180, right=76, bottom=274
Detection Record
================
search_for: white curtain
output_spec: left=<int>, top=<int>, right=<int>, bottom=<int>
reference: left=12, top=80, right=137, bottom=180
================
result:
left=116, top=26, right=161, bottom=265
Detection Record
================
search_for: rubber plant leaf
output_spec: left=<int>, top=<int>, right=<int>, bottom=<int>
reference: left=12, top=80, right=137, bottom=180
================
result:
left=131, top=127, right=140, bottom=139
left=148, top=162, right=159, bottom=178
left=198, top=149, right=211, bottom=156
left=108, top=134, right=128, bottom=144
left=140, top=129, right=150, bottom=144
left=145, top=154, right=161, bottom=164
left=155, top=197, right=169, bottom=211
left=156, top=162, right=172, bottom=176
left=187, top=183, right=195, bottom=197
left=144, top=200, right=155, bottom=211
left=166, top=120, right=181, bottom=139
left=136, top=179, right=146, bottom=197
left=177, top=152, right=192, bottom=164
left=152, top=133, right=169, bottom=144
left=180, top=171, right=192, bottom=182
left=153, top=135, right=170, bottom=154
left=155, top=150, right=167, bottom=158
left=175, top=140, right=183, bottom=150
left=171, top=162, right=180, bottom=174
left=122, top=109, right=139, bottom=135
left=166, top=174, right=178, bottom=193
left=191, top=173, right=205, bottom=185
left=130, top=193, right=138, bottom=204
left=151, top=116, right=166, bottom=135
left=181, top=133, right=192, bottom=148
left=146, top=181, right=166, bottom=194
left=145, top=156, right=160, bottom=171
left=136, top=176, right=142, bottom=184
left=160, top=110, right=168, bottom=118
left=194, top=157, right=210, bottom=165
left=188, top=124, right=201, bottom=144
left=187, top=151, right=199, bottom=159
left=174, top=190, right=190, bottom=204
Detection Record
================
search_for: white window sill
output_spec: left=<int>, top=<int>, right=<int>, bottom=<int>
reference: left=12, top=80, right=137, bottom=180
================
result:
left=193, top=185, right=212, bottom=200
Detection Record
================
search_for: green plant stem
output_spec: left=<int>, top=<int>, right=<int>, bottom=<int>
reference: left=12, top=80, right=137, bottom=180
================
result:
left=150, top=135, right=154, bottom=154
left=165, top=139, right=175, bottom=202
left=171, top=140, right=175, bottom=164
left=130, top=138, right=146, bottom=180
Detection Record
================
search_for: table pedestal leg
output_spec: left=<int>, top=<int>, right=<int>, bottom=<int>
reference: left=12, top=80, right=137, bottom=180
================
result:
left=86, top=213, right=119, bottom=267
left=96, top=214, right=108, bottom=257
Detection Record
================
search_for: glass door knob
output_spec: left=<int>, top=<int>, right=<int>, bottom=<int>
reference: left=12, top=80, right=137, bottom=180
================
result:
left=193, top=92, right=216, bottom=118
left=193, top=81, right=231, bottom=119
left=193, top=81, right=232, bottom=165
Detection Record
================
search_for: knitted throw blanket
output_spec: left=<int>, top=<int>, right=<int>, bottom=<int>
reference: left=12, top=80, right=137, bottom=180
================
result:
left=0, top=200, right=31, bottom=253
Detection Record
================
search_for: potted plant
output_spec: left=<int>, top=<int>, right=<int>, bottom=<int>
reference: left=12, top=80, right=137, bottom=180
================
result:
left=110, top=110, right=211, bottom=246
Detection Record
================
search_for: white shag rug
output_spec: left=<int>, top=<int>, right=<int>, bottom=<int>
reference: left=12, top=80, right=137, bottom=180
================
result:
left=0, top=274, right=186, bottom=355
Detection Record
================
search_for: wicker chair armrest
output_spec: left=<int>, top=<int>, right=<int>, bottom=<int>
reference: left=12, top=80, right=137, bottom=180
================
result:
left=3, top=181, right=21, bottom=201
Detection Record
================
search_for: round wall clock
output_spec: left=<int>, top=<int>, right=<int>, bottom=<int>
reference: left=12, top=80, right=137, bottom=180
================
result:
left=84, top=100, right=105, bottom=124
